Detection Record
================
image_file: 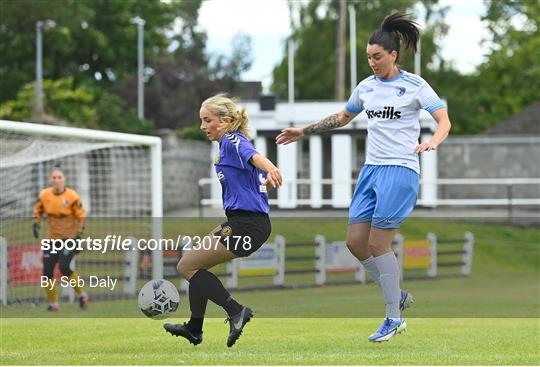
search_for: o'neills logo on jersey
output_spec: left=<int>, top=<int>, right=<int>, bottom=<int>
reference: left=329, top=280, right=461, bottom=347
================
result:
left=365, top=106, right=401, bottom=119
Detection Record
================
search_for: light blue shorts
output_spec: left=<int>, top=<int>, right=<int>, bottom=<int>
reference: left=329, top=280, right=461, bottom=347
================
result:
left=348, top=165, right=419, bottom=229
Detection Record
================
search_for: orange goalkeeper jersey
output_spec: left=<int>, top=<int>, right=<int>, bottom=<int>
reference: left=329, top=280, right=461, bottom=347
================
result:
left=33, top=187, right=86, bottom=239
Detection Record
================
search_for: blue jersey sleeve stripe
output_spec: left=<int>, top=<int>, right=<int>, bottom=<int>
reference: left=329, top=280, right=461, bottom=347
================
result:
left=345, top=104, right=363, bottom=114
left=403, top=74, right=421, bottom=82
left=360, top=75, right=376, bottom=83
left=402, top=76, right=421, bottom=86
left=403, top=71, right=422, bottom=81
left=425, top=102, right=445, bottom=113
left=402, top=79, right=420, bottom=87
left=402, top=77, right=421, bottom=86
left=405, top=75, right=422, bottom=83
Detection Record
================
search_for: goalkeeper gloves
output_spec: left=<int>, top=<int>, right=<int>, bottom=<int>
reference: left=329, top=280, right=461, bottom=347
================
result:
left=32, top=223, right=40, bottom=239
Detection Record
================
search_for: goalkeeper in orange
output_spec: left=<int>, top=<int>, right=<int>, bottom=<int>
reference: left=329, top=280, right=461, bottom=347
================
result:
left=33, top=166, right=89, bottom=311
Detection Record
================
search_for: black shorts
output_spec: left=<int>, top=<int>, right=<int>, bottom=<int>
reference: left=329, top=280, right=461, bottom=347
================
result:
left=214, top=210, right=271, bottom=257
left=42, top=239, right=80, bottom=278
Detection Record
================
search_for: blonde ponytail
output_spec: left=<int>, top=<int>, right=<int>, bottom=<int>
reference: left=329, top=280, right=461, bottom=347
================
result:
left=201, top=94, right=251, bottom=138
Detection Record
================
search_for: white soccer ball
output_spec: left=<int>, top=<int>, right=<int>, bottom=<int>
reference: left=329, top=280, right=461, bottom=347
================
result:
left=138, top=279, right=180, bottom=319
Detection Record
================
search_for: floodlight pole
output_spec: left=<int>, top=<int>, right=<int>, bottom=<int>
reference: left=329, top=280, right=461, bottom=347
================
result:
left=35, top=20, right=55, bottom=122
left=348, top=5, right=357, bottom=92
left=35, top=22, right=44, bottom=122
left=288, top=38, right=294, bottom=104
left=131, top=17, right=145, bottom=120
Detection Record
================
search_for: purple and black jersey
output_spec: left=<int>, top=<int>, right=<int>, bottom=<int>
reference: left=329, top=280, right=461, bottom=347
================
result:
left=214, top=132, right=269, bottom=213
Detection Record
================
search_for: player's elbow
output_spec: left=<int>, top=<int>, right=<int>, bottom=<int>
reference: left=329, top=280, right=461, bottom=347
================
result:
left=339, top=110, right=355, bottom=127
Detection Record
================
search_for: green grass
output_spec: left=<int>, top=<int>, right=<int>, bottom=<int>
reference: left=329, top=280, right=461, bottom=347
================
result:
left=1, top=218, right=539, bottom=365
left=1, top=317, right=538, bottom=365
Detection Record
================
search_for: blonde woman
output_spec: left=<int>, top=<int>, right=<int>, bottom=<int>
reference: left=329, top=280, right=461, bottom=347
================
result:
left=164, top=95, right=282, bottom=347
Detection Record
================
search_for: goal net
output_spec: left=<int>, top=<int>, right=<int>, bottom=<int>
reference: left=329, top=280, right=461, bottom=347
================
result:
left=0, top=120, right=163, bottom=306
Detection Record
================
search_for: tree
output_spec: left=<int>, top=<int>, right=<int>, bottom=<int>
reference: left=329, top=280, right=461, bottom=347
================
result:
left=271, top=0, right=450, bottom=100
left=0, top=77, right=152, bottom=134
left=471, top=0, right=540, bottom=131
left=0, top=0, right=193, bottom=103
left=111, top=33, right=253, bottom=129
left=431, top=0, right=540, bottom=134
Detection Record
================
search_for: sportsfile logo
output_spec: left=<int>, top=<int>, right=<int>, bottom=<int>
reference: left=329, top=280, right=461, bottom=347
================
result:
left=365, top=106, right=401, bottom=119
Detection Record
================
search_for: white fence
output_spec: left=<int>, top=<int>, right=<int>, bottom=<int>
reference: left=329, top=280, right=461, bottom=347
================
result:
left=176, top=232, right=473, bottom=291
left=198, top=177, right=540, bottom=210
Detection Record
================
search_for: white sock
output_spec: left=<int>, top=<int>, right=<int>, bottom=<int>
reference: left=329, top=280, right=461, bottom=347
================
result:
left=374, top=252, right=401, bottom=319
left=360, top=256, right=380, bottom=286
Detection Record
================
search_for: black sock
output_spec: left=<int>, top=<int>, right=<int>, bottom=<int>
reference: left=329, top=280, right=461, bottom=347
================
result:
left=186, top=317, right=204, bottom=334
left=186, top=280, right=207, bottom=333
left=189, top=269, right=243, bottom=317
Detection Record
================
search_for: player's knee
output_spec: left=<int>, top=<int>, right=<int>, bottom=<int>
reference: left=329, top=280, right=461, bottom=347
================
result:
left=346, top=239, right=358, bottom=252
left=347, top=239, right=371, bottom=259
left=177, top=259, right=196, bottom=279
left=367, top=241, right=383, bottom=254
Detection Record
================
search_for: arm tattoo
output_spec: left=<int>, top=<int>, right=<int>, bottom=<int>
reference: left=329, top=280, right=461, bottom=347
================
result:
left=304, top=113, right=344, bottom=136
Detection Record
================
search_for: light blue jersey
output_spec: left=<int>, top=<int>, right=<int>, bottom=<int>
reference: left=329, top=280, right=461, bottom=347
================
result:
left=345, top=70, right=444, bottom=174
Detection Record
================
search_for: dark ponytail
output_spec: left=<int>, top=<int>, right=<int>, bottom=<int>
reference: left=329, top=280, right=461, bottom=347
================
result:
left=368, top=12, right=419, bottom=62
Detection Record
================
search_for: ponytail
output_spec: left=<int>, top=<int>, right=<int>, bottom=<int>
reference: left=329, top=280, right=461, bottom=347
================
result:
left=368, top=12, right=420, bottom=62
left=230, top=107, right=250, bottom=138
left=201, top=94, right=251, bottom=138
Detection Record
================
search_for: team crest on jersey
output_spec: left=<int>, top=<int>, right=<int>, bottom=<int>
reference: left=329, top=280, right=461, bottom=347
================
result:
left=221, top=225, right=233, bottom=237
left=258, top=173, right=267, bottom=193
left=63, top=199, right=69, bottom=206
left=215, top=152, right=220, bottom=164
left=396, top=86, right=406, bottom=97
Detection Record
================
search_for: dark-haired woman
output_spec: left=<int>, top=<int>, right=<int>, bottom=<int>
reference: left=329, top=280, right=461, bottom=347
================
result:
left=276, top=12, right=451, bottom=342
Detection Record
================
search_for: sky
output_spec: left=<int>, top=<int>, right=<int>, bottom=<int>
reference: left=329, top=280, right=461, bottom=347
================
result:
left=198, top=0, right=491, bottom=92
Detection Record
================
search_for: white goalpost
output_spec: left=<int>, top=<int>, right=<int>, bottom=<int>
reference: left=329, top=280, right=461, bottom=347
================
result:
left=0, top=120, right=163, bottom=306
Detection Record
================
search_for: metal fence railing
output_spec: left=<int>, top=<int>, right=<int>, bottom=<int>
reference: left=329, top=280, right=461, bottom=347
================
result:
left=197, top=177, right=540, bottom=217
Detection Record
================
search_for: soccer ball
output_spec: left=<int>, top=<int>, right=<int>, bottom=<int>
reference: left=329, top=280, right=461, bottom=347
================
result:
left=138, top=279, right=180, bottom=319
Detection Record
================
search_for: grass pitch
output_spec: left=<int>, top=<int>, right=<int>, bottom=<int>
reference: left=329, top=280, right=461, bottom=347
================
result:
left=1, top=218, right=539, bottom=365
left=1, top=317, right=538, bottom=365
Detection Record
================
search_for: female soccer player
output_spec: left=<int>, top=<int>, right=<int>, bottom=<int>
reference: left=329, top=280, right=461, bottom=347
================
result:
left=33, top=167, right=89, bottom=311
left=164, top=94, right=282, bottom=347
left=276, top=12, right=451, bottom=342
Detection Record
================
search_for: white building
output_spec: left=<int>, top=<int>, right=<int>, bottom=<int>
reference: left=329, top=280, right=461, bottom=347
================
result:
left=210, top=101, right=439, bottom=209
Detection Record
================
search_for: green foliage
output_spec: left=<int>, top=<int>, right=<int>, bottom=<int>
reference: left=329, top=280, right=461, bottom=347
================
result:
left=271, top=0, right=539, bottom=134
left=0, top=0, right=242, bottom=132
left=0, top=0, right=191, bottom=103
left=272, top=0, right=449, bottom=100
left=113, top=32, right=253, bottom=130
left=1, top=218, right=540, bottom=364
left=0, top=78, right=96, bottom=125
left=434, top=0, right=540, bottom=134
left=0, top=77, right=153, bottom=134
left=470, top=0, right=540, bottom=131
left=178, top=125, right=209, bottom=142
